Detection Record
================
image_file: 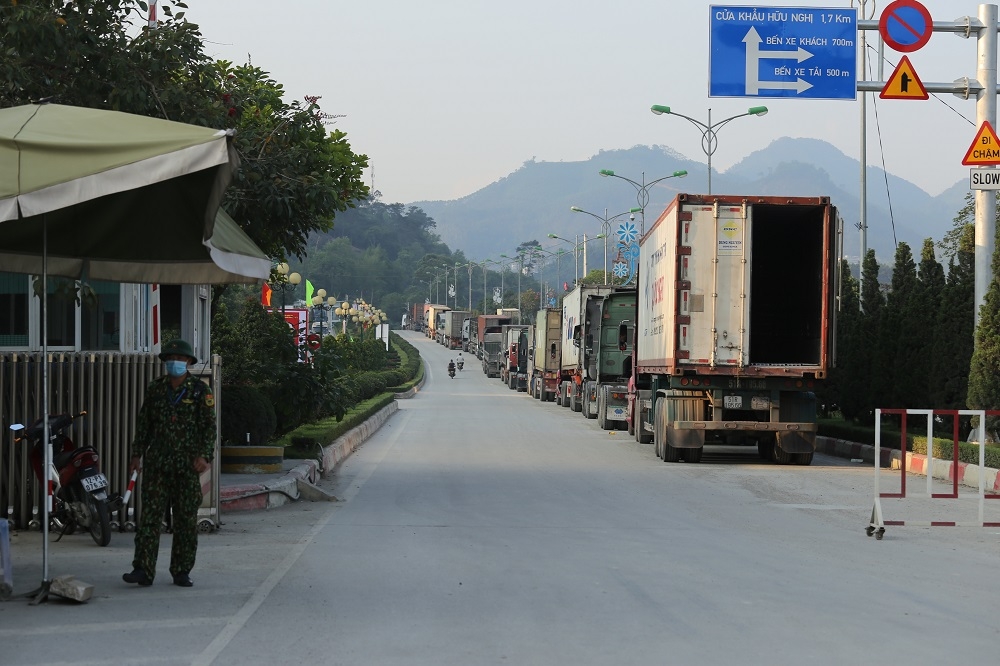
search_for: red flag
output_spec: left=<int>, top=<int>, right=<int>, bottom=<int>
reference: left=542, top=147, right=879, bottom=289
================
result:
left=262, top=283, right=272, bottom=306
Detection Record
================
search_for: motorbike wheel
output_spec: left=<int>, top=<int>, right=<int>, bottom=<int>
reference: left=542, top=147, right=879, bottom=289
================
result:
left=86, top=494, right=112, bottom=547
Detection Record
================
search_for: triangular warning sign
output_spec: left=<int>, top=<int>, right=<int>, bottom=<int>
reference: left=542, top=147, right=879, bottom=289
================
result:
left=963, top=121, right=1000, bottom=166
left=879, top=56, right=928, bottom=100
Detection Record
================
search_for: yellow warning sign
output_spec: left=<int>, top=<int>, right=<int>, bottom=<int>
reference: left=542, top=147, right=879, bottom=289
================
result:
left=962, top=121, right=1000, bottom=166
left=879, top=56, right=928, bottom=100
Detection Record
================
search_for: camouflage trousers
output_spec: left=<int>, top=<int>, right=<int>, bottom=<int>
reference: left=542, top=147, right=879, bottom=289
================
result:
left=131, top=465, right=202, bottom=580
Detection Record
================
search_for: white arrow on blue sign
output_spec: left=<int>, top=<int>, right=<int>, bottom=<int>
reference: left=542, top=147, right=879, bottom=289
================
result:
left=710, top=6, right=858, bottom=100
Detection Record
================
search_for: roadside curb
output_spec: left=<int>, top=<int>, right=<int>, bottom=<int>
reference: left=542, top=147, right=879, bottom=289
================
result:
left=816, top=435, right=1000, bottom=492
left=220, top=395, right=409, bottom=513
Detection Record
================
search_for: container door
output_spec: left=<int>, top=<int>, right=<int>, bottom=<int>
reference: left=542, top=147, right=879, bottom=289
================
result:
left=685, top=203, right=749, bottom=367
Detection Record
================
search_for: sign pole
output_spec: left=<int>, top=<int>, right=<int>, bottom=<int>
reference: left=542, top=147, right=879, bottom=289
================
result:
left=859, top=0, right=869, bottom=288
left=975, top=4, right=998, bottom=329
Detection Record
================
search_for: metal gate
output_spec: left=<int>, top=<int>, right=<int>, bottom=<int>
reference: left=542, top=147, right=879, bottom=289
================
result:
left=867, top=408, right=1000, bottom=539
left=1, top=352, right=221, bottom=533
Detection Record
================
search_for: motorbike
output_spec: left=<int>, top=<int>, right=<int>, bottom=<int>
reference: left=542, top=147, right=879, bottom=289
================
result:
left=448, top=364, right=456, bottom=379
left=9, top=411, right=117, bottom=546
left=457, top=358, right=464, bottom=371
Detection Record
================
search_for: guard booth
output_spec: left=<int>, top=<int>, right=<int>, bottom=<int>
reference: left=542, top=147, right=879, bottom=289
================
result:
left=0, top=279, right=222, bottom=534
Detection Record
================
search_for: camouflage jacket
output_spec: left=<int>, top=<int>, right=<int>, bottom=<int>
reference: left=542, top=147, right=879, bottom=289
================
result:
left=130, top=374, right=216, bottom=469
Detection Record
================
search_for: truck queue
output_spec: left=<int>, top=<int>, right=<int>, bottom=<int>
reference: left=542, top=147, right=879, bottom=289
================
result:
left=416, top=194, right=842, bottom=466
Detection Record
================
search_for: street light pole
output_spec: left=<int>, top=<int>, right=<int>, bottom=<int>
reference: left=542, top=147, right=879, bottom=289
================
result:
left=569, top=207, right=640, bottom=285
left=598, top=169, right=688, bottom=235
left=649, top=105, right=768, bottom=195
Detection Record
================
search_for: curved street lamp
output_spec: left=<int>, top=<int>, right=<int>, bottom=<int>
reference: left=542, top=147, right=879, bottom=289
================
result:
left=535, top=247, right=568, bottom=306
left=649, top=105, right=768, bottom=194
left=569, top=207, right=641, bottom=285
left=479, top=259, right=501, bottom=312
left=548, top=233, right=607, bottom=286
left=500, top=253, right=525, bottom=323
left=598, top=169, right=688, bottom=235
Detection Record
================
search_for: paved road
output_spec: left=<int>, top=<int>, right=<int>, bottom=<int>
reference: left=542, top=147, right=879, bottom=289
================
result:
left=3, top=330, right=998, bottom=665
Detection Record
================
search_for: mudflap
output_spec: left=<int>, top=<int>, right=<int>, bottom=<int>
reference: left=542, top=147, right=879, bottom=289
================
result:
left=776, top=430, right=816, bottom=454
left=666, top=427, right=705, bottom=450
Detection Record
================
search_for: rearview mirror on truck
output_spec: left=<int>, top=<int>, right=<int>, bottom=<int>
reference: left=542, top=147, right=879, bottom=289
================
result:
left=618, top=321, right=630, bottom=352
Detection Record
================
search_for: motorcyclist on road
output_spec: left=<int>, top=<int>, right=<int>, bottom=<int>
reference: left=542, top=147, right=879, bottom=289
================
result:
left=457, top=353, right=464, bottom=370
left=448, top=359, right=456, bottom=378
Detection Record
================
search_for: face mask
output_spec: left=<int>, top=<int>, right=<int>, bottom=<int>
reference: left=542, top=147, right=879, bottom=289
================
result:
left=166, top=360, right=189, bottom=377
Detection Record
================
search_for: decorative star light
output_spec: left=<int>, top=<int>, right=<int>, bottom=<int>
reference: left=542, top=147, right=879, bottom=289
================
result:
left=617, top=220, right=638, bottom=246
left=613, top=262, right=629, bottom=279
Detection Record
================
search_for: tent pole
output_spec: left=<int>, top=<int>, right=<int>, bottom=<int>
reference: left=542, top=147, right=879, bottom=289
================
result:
left=26, top=216, right=52, bottom=604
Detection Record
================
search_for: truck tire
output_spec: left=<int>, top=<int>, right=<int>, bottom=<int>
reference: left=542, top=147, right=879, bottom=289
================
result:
left=773, top=439, right=792, bottom=464
left=757, top=439, right=774, bottom=461
left=793, top=451, right=814, bottom=466
left=681, top=447, right=703, bottom=463
left=597, top=391, right=610, bottom=430
left=570, top=386, right=581, bottom=412
left=582, top=385, right=595, bottom=419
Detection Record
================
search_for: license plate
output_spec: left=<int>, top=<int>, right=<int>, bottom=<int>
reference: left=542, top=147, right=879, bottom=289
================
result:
left=724, top=395, right=742, bottom=409
left=80, top=473, right=108, bottom=493
left=751, top=396, right=770, bottom=410
left=609, top=406, right=627, bottom=420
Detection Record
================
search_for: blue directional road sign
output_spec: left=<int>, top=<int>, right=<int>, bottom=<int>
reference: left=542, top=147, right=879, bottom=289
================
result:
left=710, top=6, right=858, bottom=100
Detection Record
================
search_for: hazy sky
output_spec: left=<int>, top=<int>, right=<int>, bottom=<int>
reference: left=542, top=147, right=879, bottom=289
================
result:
left=187, top=0, right=984, bottom=204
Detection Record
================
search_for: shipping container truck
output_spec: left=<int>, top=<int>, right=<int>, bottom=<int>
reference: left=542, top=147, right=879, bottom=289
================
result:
left=557, top=285, right=613, bottom=411
left=499, top=324, right=529, bottom=390
left=629, top=194, right=839, bottom=465
left=424, top=304, right=450, bottom=340
left=529, top=308, right=562, bottom=402
left=497, top=308, right=521, bottom=324
left=516, top=325, right=533, bottom=393
left=442, top=310, right=470, bottom=349
left=462, top=316, right=478, bottom=353
left=478, top=315, right=511, bottom=375
left=580, top=288, right=636, bottom=430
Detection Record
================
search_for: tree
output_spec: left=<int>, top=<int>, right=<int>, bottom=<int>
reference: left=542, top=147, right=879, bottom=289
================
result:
left=857, top=250, right=885, bottom=419
left=1, top=1, right=369, bottom=266
left=931, top=225, right=975, bottom=410
left=875, top=243, right=918, bottom=408
left=825, top=260, right=862, bottom=419
left=967, top=220, right=1000, bottom=433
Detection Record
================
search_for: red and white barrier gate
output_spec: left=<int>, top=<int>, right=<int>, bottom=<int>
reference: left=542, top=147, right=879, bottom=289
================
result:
left=868, top=408, right=1000, bottom=539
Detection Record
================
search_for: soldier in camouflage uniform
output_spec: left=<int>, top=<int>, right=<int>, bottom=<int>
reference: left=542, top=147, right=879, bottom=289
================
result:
left=123, top=339, right=215, bottom=588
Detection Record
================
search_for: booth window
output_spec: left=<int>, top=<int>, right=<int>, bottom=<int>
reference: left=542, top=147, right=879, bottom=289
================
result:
left=81, top=280, right=121, bottom=351
left=0, top=272, right=28, bottom=346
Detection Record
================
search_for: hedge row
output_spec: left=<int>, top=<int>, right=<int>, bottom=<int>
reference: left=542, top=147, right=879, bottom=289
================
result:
left=390, top=332, right=421, bottom=382
left=819, top=419, right=1000, bottom=469
left=279, top=392, right=396, bottom=457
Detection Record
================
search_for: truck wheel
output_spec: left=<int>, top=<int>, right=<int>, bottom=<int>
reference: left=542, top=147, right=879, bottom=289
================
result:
left=773, top=440, right=792, bottom=465
left=636, top=406, right=653, bottom=444
left=663, top=441, right=680, bottom=462
left=570, top=387, right=581, bottom=412
left=681, top=447, right=703, bottom=463
left=793, top=451, right=814, bottom=466
left=582, top=386, right=594, bottom=419
left=757, top=440, right=774, bottom=461
left=597, top=391, right=610, bottom=430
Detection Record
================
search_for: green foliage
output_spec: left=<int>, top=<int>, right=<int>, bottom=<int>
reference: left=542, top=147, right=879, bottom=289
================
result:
left=220, top=385, right=276, bottom=446
left=1, top=1, right=368, bottom=269
left=278, top=393, right=396, bottom=457
left=818, top=419, right=1000, bottom=469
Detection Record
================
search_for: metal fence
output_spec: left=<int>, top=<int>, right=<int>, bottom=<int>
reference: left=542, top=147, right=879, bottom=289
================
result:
left=0, top=352, right=221, bottom=531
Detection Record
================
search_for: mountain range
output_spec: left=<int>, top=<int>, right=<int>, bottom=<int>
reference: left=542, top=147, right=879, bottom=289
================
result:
left=410, top=139, right=969, bottom=269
